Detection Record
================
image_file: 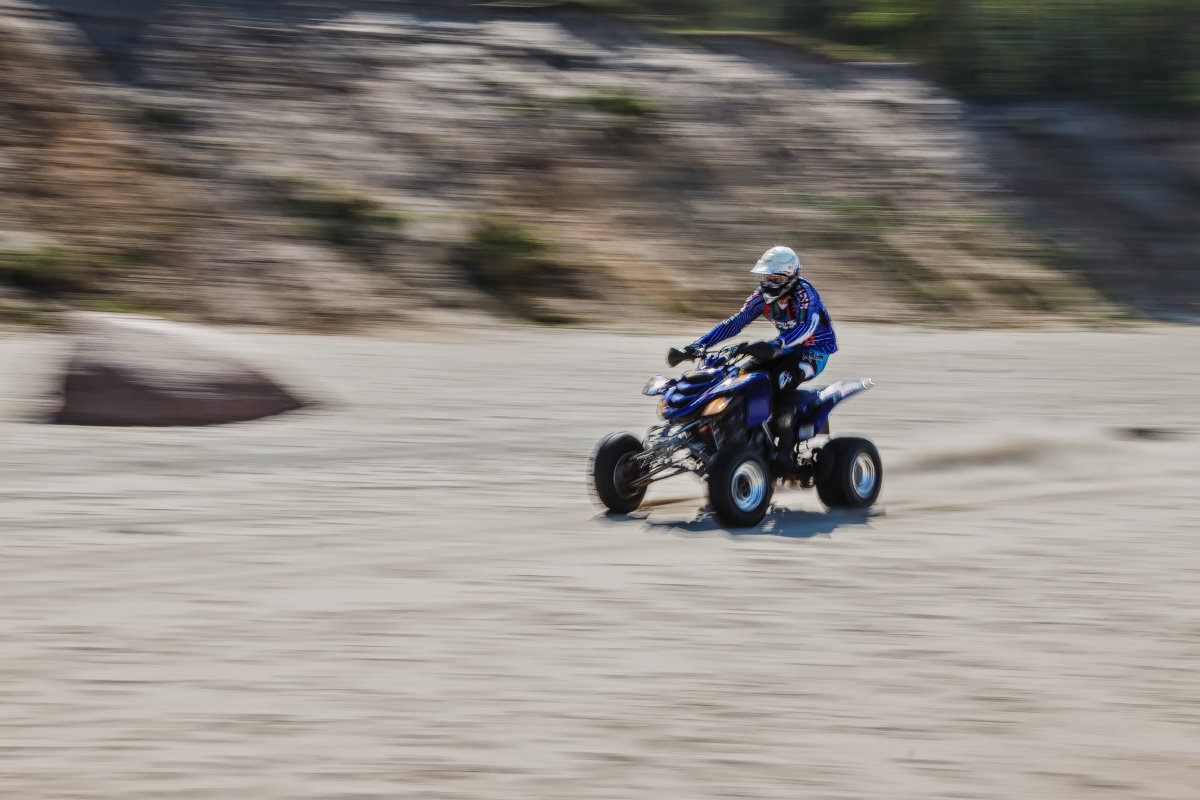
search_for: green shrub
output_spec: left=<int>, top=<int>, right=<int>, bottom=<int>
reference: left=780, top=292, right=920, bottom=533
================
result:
left=599, top=1, right=1200, bottom=109
left=793, top=193, right=900, bottom=230
left=0, top=248, right=89, bottom=296
left=450, top=216, right=558, bottom=303
left=871, top=241, right=970, bottom=309
left=571, top=88, right=663, bottom=118
left=272, top=177, right=405, bottom=245
left=128, top=102, right=191, bottom=128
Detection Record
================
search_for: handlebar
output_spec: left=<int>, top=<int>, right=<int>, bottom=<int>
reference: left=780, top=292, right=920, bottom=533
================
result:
left=667, top=341, right=777, bottom=368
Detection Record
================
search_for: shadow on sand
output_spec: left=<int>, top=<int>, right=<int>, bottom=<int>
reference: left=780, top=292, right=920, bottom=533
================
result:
left=600, top=504, right=877, bottom=540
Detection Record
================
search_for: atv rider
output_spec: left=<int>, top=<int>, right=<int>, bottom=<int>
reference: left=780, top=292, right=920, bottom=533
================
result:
left=680, top=245, right=837, bottom=475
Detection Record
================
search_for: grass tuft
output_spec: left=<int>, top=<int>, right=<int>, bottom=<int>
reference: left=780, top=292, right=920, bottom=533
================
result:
left=271, top=177, right=406, bottom=246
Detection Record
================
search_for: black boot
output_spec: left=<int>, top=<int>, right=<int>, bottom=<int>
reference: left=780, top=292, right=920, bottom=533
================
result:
left=772, top=412, right=799, bottom=476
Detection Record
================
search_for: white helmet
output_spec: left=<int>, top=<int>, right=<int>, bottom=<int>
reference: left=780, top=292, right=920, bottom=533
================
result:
left=750, top=245, right=801, bottom=301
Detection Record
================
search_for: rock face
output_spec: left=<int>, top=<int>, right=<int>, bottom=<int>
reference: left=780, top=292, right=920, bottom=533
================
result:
left=56, top=313, right=304, bottom=426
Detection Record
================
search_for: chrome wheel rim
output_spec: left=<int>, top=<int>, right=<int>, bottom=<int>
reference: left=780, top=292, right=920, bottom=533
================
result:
left=731, top=460, right=767, bottom=512
left=851, top=452, right=877, bottom=498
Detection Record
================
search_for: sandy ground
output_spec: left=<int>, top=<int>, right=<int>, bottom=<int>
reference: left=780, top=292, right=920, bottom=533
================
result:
left=2, top=321, right=1199, bottom=799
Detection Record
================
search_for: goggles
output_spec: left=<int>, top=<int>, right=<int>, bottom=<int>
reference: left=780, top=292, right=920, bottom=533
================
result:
left=760, top=273, right=791, bottom=288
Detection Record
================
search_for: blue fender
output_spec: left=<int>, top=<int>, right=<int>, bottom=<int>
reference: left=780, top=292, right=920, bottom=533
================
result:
left=796, top=378, right=875, bottom=440
left=705, top=370, right=771, bottom=427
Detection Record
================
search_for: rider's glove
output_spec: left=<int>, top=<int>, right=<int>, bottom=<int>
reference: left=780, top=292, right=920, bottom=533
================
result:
left=667, top=343, right=701, bottom=367
left=739, top=339, right=780, bottom=363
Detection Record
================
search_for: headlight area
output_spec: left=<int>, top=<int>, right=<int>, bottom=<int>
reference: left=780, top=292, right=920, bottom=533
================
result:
left=643, top=375, right=672, bottom=396
left=701, top=396, right=729, bottom=417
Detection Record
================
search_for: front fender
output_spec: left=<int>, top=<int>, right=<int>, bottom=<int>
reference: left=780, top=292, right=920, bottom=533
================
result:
left=704, top=370, right=772, bottom=427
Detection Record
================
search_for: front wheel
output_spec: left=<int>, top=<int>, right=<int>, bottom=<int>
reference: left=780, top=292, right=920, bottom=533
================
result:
left=708, top=445, right=774, bottom=528
left=591, top=432, right=648, bottom=514
left=815, top=437, right=882, bottom=509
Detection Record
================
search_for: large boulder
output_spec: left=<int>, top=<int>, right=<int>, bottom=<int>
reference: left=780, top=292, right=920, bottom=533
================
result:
left=56, top=313, right=305, bottom=426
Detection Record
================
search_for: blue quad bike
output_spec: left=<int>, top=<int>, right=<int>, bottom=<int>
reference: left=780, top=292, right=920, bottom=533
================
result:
left=591, top=340, right=881, bottom=528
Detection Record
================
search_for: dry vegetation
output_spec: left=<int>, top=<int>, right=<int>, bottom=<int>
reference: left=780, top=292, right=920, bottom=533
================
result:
left=0, top=9, right=196, bottom=323
left=2, top=1, right=1195, bottom=328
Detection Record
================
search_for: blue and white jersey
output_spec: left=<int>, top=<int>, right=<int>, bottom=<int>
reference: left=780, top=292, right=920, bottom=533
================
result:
left=695, top=279, right=838, bottom=354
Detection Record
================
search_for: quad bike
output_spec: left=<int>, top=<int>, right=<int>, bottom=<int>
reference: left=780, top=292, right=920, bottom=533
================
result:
left=591, top=341, right=881, bottom=528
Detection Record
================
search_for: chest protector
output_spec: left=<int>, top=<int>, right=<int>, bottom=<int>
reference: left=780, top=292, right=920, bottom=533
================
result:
left=762, top=279, right=837, bottom=351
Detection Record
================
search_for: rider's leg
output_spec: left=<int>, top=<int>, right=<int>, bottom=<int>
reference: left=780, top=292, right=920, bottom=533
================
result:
left=771, top=351, right=828, bottom=474
left=770, top=354, right=809, bottom=473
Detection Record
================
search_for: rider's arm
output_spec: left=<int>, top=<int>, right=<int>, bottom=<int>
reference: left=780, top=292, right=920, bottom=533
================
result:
left=694, top=290, right=765, bottom=348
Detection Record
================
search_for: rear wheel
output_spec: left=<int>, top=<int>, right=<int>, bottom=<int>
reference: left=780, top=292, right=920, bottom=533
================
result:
left=815, top=437, right=882, bottom=509
left=708, top=445, right=773, bottom=528
left=591, top=432, right=648, bottom=514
